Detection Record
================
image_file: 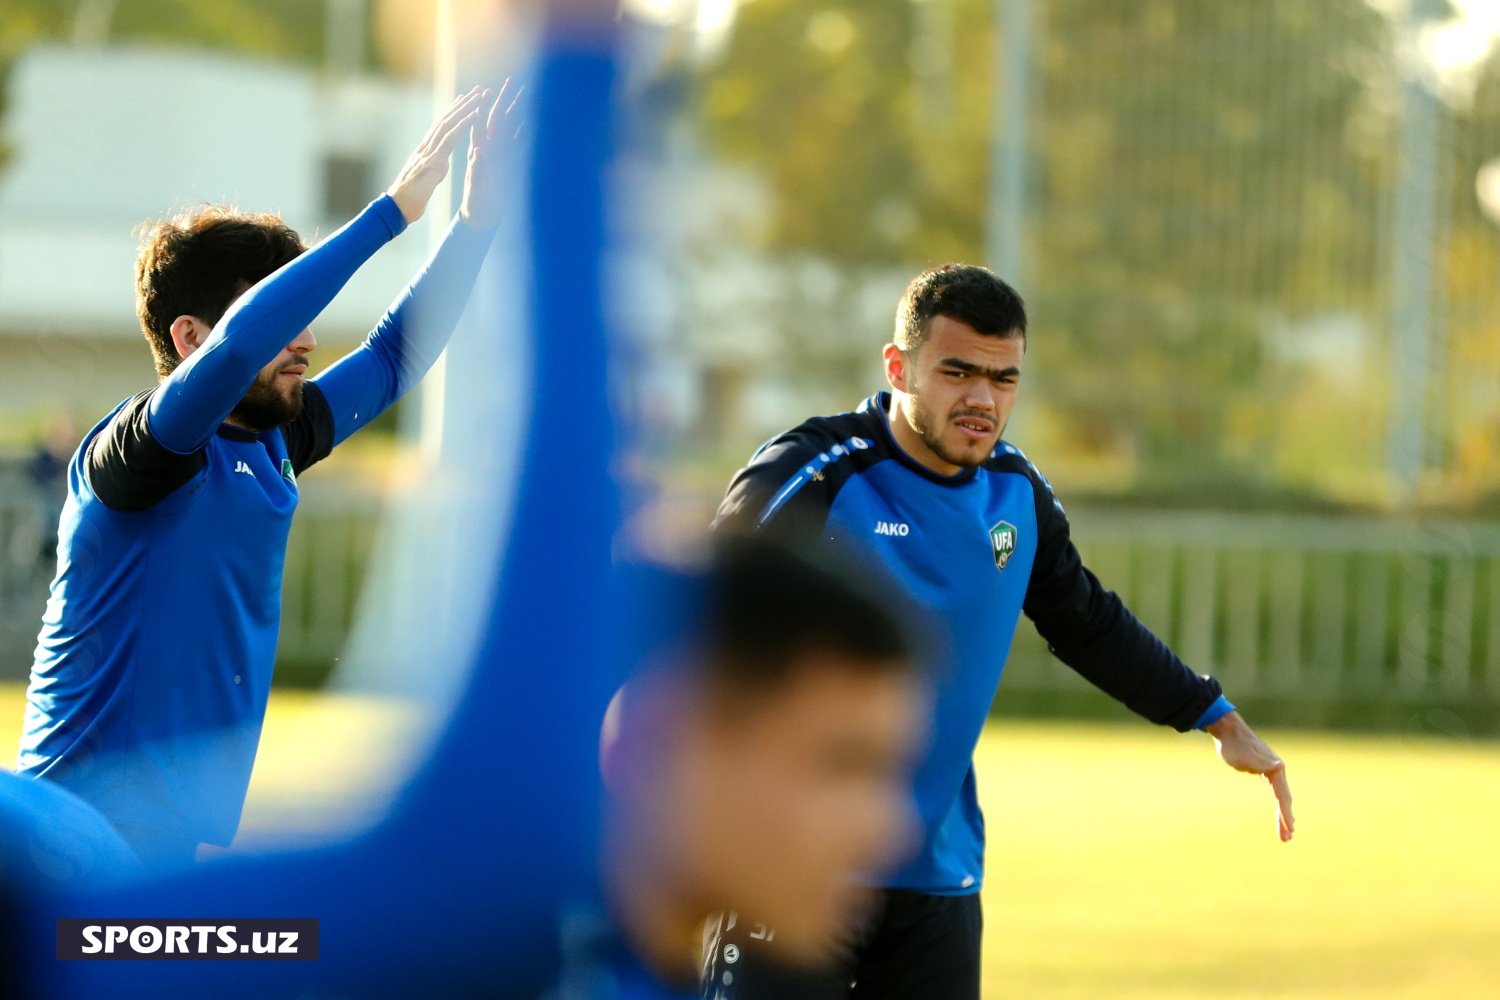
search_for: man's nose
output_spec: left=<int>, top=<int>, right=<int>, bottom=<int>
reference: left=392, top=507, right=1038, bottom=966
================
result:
left=288, top=327, right=316, bottom=354
left=963, top=385, right=998, bottom=410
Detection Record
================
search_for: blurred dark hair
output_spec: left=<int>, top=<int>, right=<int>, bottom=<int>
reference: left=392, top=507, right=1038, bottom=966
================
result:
left=703, top=537, right=916, bottom=697
left=894, top=264, right=1027, bottom=353
left=134, top=206, right=306, bottom=377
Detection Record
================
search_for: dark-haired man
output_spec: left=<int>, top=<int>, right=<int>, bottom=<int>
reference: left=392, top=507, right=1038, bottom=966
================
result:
left=16, top=87, right=508, bottom=868
left=710, top=264, right=1295, bottom=999
left=597, top=540, right=927, bottom=999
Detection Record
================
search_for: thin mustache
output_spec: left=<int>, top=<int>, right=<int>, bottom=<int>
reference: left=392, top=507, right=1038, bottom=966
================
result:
left=948, top=408, right=995, bottom=425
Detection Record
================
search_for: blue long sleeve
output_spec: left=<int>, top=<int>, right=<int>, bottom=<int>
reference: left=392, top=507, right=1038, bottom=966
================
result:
left=146, top=195, right=409, bottom=455
left=311, top=213, right=498, bottom=445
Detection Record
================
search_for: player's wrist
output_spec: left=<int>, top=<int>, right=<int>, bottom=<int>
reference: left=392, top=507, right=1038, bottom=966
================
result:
left=387, top=186, right=424, bottom=224
left=1204, top=709, right=1247, bottom=740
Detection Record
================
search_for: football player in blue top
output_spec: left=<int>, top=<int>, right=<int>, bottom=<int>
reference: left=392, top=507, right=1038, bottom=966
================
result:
left=16, top=86, right=510, bottom=870
left=710, top=264, right=1295, bottom=1000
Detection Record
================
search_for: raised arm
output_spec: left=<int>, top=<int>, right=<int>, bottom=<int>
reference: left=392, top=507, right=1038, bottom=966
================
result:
left=311, top=85, right=514, bottom=445
left=146, top=89, right=490, bottom=456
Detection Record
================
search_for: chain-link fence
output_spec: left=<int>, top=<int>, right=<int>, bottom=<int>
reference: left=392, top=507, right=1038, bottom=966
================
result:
left=684, top=0, right=1500, bottom=510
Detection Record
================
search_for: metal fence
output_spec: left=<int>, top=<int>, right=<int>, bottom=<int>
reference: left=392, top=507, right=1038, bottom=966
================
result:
left=4, top=472, right=1499, bottom=718
left=274, top=492, right=382, bottom=679
left=0, top=473, right=378, bottom=683
left=1003, top=508, right=1500, bottom=713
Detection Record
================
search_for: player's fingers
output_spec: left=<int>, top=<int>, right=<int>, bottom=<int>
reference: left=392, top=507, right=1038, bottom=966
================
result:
left=442, top=86, right=484, bottom=122
left=1266, top=764, right=1294, bottom=839
left=424, top=120, right=479, bottom=185
left=487, top=80, right=509, bottom=139
left=417, top=90, right=472, bottom=152
left=420, top=88, right=483, bottom=154
left=475, top=88, right=499, bottom=149
left=464, top=88, right=491, bottom=147
left=429, top=107, right=483, bottom=165
left=438, top=89, right=484, bottom=142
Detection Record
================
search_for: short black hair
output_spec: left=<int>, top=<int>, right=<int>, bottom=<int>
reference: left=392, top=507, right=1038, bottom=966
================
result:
left=134, top=206, right=306, bottom=377
left=894, top=264, right=1027, bottom=353
left=703, top=537, right=916, bottom=695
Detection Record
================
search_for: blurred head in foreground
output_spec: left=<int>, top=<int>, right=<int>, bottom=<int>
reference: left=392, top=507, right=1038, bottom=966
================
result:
left=601, top=539, right=928, bottom=987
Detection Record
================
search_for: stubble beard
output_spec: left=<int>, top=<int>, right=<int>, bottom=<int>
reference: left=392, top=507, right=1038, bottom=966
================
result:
left=230, top=369, right=305, bottom=430
left=906, top=388, right=993, bottom=470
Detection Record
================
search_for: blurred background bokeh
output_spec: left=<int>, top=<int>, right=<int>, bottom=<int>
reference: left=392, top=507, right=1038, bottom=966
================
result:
left=619, top=0, right=1500, bottom=743
left=0, top=1, right=1497, bottom=996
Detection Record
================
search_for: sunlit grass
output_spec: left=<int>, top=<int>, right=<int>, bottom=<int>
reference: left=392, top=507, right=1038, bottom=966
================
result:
left=0, top=684, right=426, bottom=853
left=976, top=722, right=1500, bottom=999
left=1, top=686, right=1495, bottom=995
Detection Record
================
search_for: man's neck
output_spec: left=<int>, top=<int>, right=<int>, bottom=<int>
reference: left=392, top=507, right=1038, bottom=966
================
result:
left=884, top=392, right=963, bottom=477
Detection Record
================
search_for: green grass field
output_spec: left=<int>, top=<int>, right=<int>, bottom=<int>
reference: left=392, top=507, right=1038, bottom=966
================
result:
left=975, top=722, right=1500, bottom=999
left=1, top=686, right=1495, bottom=995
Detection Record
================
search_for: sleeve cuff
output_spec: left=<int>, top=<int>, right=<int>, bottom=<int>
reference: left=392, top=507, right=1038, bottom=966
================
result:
left=370, top=194, right=410, bottom=238
left=1193, top=695, right=1236, bottom=731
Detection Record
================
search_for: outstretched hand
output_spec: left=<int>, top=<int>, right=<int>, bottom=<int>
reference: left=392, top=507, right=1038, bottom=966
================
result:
left=1205, top=710, right=1295, bottom=842
left=459, top=80, right=521, bottom=230
left=387, top=87, right=489, bottom=224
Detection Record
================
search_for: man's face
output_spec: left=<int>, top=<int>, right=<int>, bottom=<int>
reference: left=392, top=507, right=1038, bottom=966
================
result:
left=664, top=656, right=926, bottom=966
left=228, top=347, right=310, bottom=430
left=886, top=315, right=1025, bottom=472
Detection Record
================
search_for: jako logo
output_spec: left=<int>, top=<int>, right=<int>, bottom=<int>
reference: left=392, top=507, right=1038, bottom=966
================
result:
left=233, top=461, right=255, bottom=475
left=874, top=521, right=910, bottom=537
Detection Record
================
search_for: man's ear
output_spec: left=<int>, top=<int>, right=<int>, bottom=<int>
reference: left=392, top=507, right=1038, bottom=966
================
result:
left=883, top=344, right=908, bottom=393
left=168, top=315, right=211, bottom=362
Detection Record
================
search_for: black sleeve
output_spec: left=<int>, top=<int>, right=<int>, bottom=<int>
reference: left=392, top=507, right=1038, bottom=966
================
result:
left=280, top=380, right=337, bottom=475
left=1020, top=467, right=1221, bottom=731
left=712, top=428, right=844, bottom=550
left=85, top=390, right=206, bottom=513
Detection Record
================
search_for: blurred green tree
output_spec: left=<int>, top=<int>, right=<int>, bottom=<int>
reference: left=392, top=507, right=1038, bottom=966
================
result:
left=2, top=0, right=327, bottom=66
left=700, top=0, right=1419, bottom=504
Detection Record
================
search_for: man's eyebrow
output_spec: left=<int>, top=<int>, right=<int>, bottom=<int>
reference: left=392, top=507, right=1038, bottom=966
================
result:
left=937, top=357, right=1021, bottom=380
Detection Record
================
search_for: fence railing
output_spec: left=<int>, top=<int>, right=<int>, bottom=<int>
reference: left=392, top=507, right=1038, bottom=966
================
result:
left=0, top=473, right=379, bottom=682
left=1002, top=509, right=1500, bottom=707
left=5, top=474, right=1500, bottom=711
left=275, top=491, right=382, bottom=677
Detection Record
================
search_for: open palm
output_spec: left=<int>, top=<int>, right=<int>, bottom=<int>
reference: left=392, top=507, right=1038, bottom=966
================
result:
left=386, top=87, right=489, bottom=225
left=460, top=81, right=519, bottom=230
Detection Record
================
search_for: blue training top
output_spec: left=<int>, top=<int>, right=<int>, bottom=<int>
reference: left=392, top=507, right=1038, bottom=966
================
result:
left=16, top=194, right=496, bottom=847
left=714, top=392, right=1232, bottom=894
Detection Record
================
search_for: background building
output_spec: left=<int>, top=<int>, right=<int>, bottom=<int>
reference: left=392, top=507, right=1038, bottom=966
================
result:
left=0, top=45, right=432, bottom=423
